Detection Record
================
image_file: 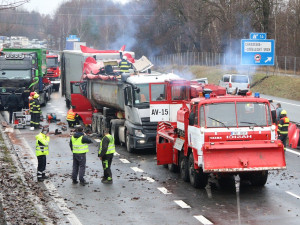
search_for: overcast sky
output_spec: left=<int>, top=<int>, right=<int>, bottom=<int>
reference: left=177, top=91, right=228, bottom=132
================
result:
left=22, top=0, right=130, bottom=15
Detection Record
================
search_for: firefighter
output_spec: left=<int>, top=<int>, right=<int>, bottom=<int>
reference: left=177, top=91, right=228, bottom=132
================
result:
left=277, top=110, right=289, bottom=151
left=30, top=93, right=41, bottom=130
left=98, top=128, right=115, bottom=184
left=66, top=108, right=79, bottom=128
left=119, top=55, right=132, bottom=73
left=36, top=126, right=50, bottom=182
left=70, top=125, right=92, bottom=186
left=5, top=90, right=20, bottom=124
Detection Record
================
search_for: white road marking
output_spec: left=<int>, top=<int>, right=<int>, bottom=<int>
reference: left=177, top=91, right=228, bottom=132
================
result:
left=119, top=158, right=130, bottom=163
left=174, top=200, right=191, bottom=208
left=131, top=167, right=144, bottom=173
left=286, top=148, right=300, bottom=156
left=114, top=152, right=120, bottom=156
left=286, top=191, right=300, bottom=199
left=157, top=187, right=171, bottom=194
left=143, top=177, right=155, bottom=183
left=274, top=100, right=300, bottom=107
left=194, top=215, right=213, bottom=224
left=94, top=139, right=101, bottom=142
left=47, top=103, right=52, bottom=105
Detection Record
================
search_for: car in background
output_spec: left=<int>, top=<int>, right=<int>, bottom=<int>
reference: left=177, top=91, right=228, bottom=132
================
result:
left=219, top=74, right=250, bottom=94
left=191, top=77, right=208, bottom=85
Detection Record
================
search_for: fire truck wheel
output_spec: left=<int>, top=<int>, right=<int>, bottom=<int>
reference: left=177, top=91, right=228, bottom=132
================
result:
left=126, top=133, right=134, bottom=153
left=249, top=171, right=268, bottom=186
left=168, top=164, right=179, bottom=172
left=180, top=155, right=189, bottom=182
left=188, top=154, right=208, bottom=188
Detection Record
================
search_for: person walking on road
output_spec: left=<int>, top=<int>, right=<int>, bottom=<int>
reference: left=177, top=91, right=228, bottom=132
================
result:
left=36, top=126, right=50, bottom=182
left=98, top=128, right=115, bottom=184
left=277, top=110, right=290, bottom=151
left=276, top=103, right=283, bottom=123
left=70, top=125, right=92, bottom=186
left=30, top=93, right=41, bottom=130
left=5, top=90, right=20, bottom=124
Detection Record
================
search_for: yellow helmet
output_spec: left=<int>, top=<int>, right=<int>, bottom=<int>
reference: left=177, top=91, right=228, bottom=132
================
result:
left=33, top=93, right=39, bottom=99
left=281, top=110, right=287, bottom=115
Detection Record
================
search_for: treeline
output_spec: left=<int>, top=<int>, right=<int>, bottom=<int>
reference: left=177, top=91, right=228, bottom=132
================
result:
left=1, top=0, right=300, bottom=58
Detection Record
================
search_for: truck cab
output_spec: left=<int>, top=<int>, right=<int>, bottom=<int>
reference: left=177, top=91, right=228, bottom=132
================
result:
left=46, top=54, right=60, bottom=92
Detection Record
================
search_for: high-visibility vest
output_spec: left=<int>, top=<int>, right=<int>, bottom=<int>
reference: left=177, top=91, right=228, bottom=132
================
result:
left=71, top=136, right=89, bottom=154
left=67, top=110, right=76, bottom=121
left=119, top=60, right=131, bottom=73
left=278, top=116, right=289, bottom=135
left=35, top=133, right=50, bottom=156
left=99, top=134, right=116, bottom=155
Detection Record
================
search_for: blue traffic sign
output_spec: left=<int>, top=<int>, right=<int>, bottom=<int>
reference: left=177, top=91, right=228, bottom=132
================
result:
left=250, top=33, right=266, bottom=40
left=241, top=39, right=275, bottom=66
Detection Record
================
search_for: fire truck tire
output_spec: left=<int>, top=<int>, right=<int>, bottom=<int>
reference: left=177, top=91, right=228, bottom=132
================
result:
left=168, top=164, right=179, bottom=172
left=249, top=171, right=268, bottom=186
left=126, top=133, right=134, bottom=153
left=180, top=155, right=189, bottom=182
left=188, top=154, right=208, bottom=188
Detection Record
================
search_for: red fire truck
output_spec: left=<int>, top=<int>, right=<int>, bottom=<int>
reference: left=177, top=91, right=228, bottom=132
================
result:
left=150, top=80, right=286, bottom=188
left=46, top=53, right=60, bottom=92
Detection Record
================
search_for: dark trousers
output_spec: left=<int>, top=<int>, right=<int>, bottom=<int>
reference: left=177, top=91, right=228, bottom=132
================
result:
left=37, top=155, right=46, bottom=179
left=72, top=153, right=86, bottom=182
left=279, top=134, right=287, bottom=149
left=31, top=113, right=40, bottom=128
left=67, top=120, right=76, bottom=128
left=8, top=107, right=17, bottom=124
left=102, top=154, right=113, bottom=181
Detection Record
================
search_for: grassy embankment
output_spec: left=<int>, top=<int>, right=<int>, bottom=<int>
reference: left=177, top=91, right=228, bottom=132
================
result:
left=158, top=65, right=300, bottom=101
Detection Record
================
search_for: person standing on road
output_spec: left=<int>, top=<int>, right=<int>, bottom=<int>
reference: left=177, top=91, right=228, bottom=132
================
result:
left=277, top=110, right=290, bottom=151
left=276, top=103, right=283, bottom=123
left=5, top=90, right=20, bottom=124
left=70, top=125, right=92, bottom=186
left=30, top=93, right=41, bottom=130
left=98, top=128, right=115, bottom=184
left=36, top=126, right=50, bottom=182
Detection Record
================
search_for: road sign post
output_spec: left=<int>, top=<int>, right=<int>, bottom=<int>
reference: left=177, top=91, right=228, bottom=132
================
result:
left=241, top=33, right=275, bottom=66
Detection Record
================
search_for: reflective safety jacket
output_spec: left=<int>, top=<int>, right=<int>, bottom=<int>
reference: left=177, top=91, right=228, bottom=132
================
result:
left=35, top=133, right=50, bottom=156
left=99, top=134, right=115, bottom=156
left=32, top=99, right=41, bottom=114
left=29, top=98, right=34, bottom=113
left=278, top=116, right=290, bottom=135
left=71, top=136, right=89, bottom=154
left=119, top=59, right=132, bottom=73
left=67, top=110, right=76, bottom=121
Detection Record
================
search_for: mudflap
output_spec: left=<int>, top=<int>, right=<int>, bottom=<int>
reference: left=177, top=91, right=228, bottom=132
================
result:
left=157, top=142, right=173, bottom=165
left=202, top=140, right=286, bottom=172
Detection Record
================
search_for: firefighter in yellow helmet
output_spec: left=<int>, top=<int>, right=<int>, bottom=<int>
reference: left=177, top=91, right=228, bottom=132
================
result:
left=36, top=126, right=50, bottom=182
left=98, top=128, right=115, bottom=184
left=30, top=93, right=41, bottom=130
left=277, top=110, right=290, bottom=150
left=119, top=55, right=132, bottom=73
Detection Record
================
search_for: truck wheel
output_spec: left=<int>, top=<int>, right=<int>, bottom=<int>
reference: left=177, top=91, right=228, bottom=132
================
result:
left=168, top=164, right=179, bottom=172
left=188, top=154, right=208, bottom=188
left=111, top=123, right=120, bottom=145
left=126, top=133, right=134, bottom=153
left=180, top=155, right=190, bottom=182
left=92, top=116, right=97, bottom=133
left=249, top=171, right=268, bottom=186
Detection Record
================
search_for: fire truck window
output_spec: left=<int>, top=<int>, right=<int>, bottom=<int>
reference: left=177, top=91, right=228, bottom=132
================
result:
left=205, top=103, right=236, bottom=127
left=237, top=102, right=270, bottom=126
left=189, top=105, right=195, bottom=125
left=194, top=104, right=199, bottom=125
left=200, top=106, right=205, bottom=127
left=172, top=86, right=188, bottom=100
left=151, top=84, right=166, bottom=101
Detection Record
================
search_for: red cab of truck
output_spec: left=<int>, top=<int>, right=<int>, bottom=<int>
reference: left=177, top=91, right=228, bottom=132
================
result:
left=46, top=53, right=60, bottom=92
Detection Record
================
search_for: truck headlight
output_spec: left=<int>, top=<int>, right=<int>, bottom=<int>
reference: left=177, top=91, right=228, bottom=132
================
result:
left=134, top=129, right=145, bottom=138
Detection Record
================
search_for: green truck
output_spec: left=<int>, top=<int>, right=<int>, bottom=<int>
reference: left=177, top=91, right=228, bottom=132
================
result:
left=0, top=48, right=52, bottom=109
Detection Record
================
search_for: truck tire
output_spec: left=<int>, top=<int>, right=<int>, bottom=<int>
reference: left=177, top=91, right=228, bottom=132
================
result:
left=249, top=171, right=268, bottom=186
left=126, top=132, right=134, bottom=153
left=92, top=116, right=97, bottom=133
left=168, top=164, right=179, bottom=172
left=180, top=155, right=190, bottom=182
left=111, top=122, right=120, bottom=145
left=188, top=153, right=208, bottom=188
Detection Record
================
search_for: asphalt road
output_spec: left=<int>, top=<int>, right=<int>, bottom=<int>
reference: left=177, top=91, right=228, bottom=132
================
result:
left=2, top=91, right=300, bottom=225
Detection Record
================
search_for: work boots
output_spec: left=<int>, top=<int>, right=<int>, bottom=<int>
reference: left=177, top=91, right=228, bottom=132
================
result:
left=80, top=180, right=89, bottom=186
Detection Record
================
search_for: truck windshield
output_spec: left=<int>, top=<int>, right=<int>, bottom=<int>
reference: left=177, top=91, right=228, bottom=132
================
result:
left=204, top=102, right=271, bottom=128
left=134, top=84, right=150, bottom=105
left=46, top=58, right=58, bottom=67
left=0, top=70, right=31, bottom=80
